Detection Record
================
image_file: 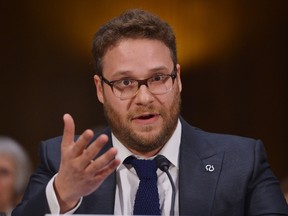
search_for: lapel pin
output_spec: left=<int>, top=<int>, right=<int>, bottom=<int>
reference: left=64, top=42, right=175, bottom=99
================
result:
left=205, top=164, right=214, bottom=172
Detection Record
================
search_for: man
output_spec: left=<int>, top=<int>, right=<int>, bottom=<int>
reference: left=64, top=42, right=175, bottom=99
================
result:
left=12, top=9, right=288, bottom=216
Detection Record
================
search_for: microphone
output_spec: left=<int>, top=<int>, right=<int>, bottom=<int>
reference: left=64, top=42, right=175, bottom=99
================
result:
left=155, top=155, right=176, bottom=216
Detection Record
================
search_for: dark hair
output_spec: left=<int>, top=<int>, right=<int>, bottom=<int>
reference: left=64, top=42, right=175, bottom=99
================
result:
left=92, top=9, right=177, bottom=75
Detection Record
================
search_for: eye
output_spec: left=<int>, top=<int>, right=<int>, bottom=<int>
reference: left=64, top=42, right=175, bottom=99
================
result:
left=114, top=79, right=136, bottom=89
left=121, top=79, right=132, bottom=86
left=151, top=74, right=167, bottom=82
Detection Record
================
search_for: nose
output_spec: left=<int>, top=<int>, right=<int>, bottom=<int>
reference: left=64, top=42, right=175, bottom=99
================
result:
left=133, top=84, right=154, bottom=105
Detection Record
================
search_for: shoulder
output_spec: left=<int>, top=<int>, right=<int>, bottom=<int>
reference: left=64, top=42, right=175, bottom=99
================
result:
left=180, top=118, right=288, bottom=213
left=180, top=117, right=270, bottom=183
left=180, top=117, right=263, bottom=156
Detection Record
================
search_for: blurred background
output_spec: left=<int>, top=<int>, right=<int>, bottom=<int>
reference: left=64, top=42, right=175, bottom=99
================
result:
left=1, top=1, right=287, bottom=180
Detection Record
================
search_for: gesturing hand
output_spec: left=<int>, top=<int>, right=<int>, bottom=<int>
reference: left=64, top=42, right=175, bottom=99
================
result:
left=54, top=114, right=120, bottom=213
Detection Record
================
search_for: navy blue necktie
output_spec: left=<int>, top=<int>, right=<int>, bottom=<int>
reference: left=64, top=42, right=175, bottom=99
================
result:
left=126, top=157, right=161, bottom=215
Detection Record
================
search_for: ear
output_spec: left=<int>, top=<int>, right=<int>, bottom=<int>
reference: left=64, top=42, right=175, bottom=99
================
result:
left=176, top=64, right=182, bottom=93
left=94, top=75, right=104, bottom=104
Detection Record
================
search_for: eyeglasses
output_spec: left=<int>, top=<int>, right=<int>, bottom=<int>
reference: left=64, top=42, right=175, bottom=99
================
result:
left=100, top=68, right=177, bottom=100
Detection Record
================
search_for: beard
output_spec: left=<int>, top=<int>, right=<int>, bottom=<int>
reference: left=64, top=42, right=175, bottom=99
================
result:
left=103, top=89, right=181, bottom=154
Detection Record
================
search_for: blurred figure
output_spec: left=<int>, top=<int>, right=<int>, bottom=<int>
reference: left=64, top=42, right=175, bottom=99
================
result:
left=0, top=137, right=31, bottom=216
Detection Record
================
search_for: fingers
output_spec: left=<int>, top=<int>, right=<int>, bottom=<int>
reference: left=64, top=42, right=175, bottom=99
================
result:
left=86, top=147, right=120, bottom=177
left=70, top=129, right=95, bottom=158
left=76, top=134, right=109, bottom=169
left=62, top=113, right=75, bottom=148
left=62, top=114, right=94, bottom=158
left=61, top=113, right=117, bottom=173
left=61, top=113, right=110, bottom=162
left=93, top=158, right=120, bottom=183
left=57, top=114, right=119, bottom=206
left=87, top=147, right=117, bottom=173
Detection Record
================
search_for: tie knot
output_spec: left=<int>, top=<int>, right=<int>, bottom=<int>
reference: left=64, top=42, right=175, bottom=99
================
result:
left=126, top=157, right=158, bottom=180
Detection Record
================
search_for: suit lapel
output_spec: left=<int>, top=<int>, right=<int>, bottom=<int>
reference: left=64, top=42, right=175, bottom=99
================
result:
left=179, top=119, right=224, bottom=215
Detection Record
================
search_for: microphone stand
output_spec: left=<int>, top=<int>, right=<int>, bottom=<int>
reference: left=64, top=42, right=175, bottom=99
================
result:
left=155, top=155, right=176, bottom=216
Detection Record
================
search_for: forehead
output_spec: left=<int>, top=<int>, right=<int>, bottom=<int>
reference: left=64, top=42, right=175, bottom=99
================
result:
left=102, top=38, right=174, bottom=78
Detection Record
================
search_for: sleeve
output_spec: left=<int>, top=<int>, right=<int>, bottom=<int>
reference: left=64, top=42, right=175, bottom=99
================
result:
left=246, top=140, right=288, bottom=215
left=46, top=174, right=83, bottom=214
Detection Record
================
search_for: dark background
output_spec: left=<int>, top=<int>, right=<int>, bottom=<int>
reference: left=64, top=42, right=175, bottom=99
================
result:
left=1, top=1, right=287, bottom=180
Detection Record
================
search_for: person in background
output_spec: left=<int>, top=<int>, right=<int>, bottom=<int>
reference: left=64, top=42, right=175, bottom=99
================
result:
left=0, top=137, right=31, bottom=216
left=12, top=9, right=288, bottom=215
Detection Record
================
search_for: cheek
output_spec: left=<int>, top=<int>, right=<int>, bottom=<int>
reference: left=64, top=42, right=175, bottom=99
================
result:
left=0, top=177, right=15, bottom=194
left=162, top=89, right=181, bottom=114
left=161, top=91, right=178, bottom=107
left=105, top=95, right=129, bottom=117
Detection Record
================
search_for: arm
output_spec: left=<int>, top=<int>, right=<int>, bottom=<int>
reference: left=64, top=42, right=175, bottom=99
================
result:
left=246, top=140, right=288, bottom=215
left=46, top=174, right=83, bottom=214
left=12, top=114, right=120, bottom=215
left=11, top=145, right=56, bottom=216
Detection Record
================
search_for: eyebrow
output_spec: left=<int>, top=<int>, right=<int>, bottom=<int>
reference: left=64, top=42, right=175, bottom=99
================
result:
left=110, top=66, right=172, bottom=80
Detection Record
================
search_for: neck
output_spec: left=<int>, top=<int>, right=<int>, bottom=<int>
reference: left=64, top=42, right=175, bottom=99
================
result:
left=129, top=146, right=163, bottom=158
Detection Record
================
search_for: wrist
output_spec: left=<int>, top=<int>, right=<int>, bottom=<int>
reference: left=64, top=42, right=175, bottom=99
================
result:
left=54, top=176, right=80, bottom=213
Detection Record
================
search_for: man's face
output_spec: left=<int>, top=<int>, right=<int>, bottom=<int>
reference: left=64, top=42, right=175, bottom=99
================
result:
left=94, top=39, right=182, bottom=156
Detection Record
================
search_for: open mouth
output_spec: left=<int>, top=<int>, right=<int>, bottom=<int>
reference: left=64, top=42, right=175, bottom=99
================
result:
left=132, top=113, right=159, bottom=121
left=137, top=114, right=156, bottom=120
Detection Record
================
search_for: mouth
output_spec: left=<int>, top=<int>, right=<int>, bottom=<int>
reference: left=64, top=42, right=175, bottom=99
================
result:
left=132, top=113, right=160, bottom=124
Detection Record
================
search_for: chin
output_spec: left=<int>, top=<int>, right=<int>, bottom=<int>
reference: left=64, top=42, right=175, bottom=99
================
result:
left=134, top=124, right=161, bottom=134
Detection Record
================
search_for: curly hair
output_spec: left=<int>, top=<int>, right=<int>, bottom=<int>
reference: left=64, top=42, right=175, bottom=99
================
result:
left=92, top=9, right=177, bottom=75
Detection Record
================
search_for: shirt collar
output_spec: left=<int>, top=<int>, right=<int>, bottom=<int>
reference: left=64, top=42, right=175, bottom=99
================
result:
left=112, top=119, right=182, bottom=169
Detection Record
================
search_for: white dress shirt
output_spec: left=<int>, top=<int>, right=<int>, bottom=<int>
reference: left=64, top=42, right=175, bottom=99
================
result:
left=46, top=119, right=182, bottom=215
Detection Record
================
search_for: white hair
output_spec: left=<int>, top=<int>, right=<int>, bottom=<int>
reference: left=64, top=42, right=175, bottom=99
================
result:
left=0, top=136, right=32, bottom=195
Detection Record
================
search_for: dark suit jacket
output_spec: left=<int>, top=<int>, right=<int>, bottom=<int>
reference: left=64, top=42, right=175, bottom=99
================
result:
left=12, top=118, right=288, bottom=215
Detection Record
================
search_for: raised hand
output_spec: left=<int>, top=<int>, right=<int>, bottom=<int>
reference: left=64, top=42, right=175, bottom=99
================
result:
left=54, top=114, right=120, bottom=213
